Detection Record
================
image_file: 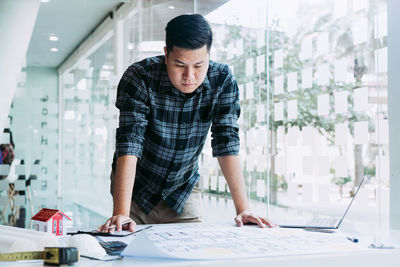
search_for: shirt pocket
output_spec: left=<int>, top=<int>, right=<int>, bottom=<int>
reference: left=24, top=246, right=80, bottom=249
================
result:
left=192, top=107, right=212, bottom=139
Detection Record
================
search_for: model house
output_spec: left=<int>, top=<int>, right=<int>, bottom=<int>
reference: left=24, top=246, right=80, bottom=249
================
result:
left=31, top=208, right=72, bottom=236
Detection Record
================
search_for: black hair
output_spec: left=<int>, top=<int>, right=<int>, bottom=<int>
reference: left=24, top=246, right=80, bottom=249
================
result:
left=165, top=14, right=212, bottom=53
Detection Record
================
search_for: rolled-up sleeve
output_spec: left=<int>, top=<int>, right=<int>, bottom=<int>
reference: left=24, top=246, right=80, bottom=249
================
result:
left=211, top=69, right=241, bottom=157
left=115, top=65, right=150, bottom=158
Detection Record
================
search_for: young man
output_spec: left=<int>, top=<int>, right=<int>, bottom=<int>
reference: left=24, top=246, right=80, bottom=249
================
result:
left=99, top=14, right=275, bottom=233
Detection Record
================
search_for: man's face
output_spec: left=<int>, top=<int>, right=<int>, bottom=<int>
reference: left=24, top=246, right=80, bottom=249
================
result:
left=164, top=45, right=210, bottom=94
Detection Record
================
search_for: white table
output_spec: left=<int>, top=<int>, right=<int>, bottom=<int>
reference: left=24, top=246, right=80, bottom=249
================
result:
left=2, top=224, right=400, bottom=267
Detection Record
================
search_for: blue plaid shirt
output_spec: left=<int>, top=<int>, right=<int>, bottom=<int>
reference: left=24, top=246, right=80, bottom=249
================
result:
left=113, top=55, right=240, bottom=214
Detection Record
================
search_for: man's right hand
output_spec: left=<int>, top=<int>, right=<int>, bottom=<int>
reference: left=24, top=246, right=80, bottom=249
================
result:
left=97, top=214, right=136, bottom=234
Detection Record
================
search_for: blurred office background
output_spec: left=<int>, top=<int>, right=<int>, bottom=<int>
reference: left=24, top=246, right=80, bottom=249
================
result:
left=1, top=0, right=399, bottom=240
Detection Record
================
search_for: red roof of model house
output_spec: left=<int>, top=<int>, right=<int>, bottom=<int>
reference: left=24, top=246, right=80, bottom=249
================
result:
left=31, top=208, right=72, bottom=222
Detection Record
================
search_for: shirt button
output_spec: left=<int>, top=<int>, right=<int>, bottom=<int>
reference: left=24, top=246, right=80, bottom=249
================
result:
left=179, top=144, right=184, bottom=149
left=182, top=122, right=186, bottom=127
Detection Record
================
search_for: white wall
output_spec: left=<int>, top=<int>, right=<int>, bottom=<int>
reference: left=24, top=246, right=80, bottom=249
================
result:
left=0, top=0, right=40, bottom=131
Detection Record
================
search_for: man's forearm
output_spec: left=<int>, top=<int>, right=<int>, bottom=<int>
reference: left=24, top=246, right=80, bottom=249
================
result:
left=217, top=155, right=250, bottom=214
left=113, top=155, right=137, bottom=216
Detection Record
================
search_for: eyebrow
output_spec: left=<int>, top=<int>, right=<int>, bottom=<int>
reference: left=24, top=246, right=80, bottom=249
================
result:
left=174, top=60, right=205, bottom=65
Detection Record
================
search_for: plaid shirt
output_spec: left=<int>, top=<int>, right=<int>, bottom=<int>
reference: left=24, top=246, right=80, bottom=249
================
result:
left=113, top=55, right=240, bottom=214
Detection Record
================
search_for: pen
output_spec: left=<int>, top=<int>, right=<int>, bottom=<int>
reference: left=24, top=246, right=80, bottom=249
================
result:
left=134, top=225, right=152, bottom=234
left=347, top=237, right=359, bottom=243
left=108, top=219, right=133, bottom=229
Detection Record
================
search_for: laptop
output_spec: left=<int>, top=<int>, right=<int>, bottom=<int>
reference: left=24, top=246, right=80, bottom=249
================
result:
left=278, top=175, right=367, bottom=229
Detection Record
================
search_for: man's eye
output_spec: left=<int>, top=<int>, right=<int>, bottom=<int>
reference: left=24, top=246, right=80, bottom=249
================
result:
left=176, top=65, right=184, bottom=68
left=195, top=65, right=202, bottom=69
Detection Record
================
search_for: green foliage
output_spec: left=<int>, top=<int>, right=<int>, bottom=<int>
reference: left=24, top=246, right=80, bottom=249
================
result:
left=331, top=176, right=352, bottom=186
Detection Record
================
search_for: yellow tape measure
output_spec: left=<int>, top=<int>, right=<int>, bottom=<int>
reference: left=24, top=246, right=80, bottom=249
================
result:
left=0, top=247, right=79, bottom=265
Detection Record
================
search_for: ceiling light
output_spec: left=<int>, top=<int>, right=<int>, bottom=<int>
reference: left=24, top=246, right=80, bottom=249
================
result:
left=49, top=35, right=58, bottom=41
left=168, top=5, right=175, bottom=9
left=50, top=47, right=58, bottom=52
left=41, top=0, right=50, bottom=3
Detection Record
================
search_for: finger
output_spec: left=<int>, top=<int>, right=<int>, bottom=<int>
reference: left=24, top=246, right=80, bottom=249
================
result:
left=234, top=216, right=243, bottom=227
left=242, top=214, right=264, bottom=228
left=101, top=219, right=112, bottom=233
left=253, top=216, right=265, bottom=228
left=128, top=221, right=136, bottom=232
left=116, top=218, right=123, bottom=232
left=261, top=217, right=277, bottom=228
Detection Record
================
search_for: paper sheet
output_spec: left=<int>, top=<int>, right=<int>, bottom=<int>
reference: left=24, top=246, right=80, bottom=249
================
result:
left=303, top=156, right=314, bottom=175
left=300, top=36, right=312, bottom=60
left=334, top=91, right=348, bottom=114
left=335, top=156, right=348, bottom=177
left=246, top=82, right=254, bottom=99
left=354, top=121, right=369, bottom=144
left=317, top=94, right=330, bottom=116
left=301, top=68, right=313, bottom=89
left=287, top=100, right=298, bottom=120
left=257, top=104, right=265, bottom=122
left=335, top=58, right=347, bottom=83
left=287, top=72, right=298, bottom=92
left=274, top=49, right=283, bottom=69
left=288, top=127, right=300, bottom=146
left=318, top=184, right=330, bottom=204
left=335, top=123, right=348, bottom=145
left=238, top=84, right=244, bottom=101
left=318, top=156, right=330, bottom=176
left=246, top=58, right=254, bottom=77
left=256, top=55, right=265, bottom=74
left=257, top=30, right=265, bottom=48
left=317, top=64, right=329, bottom=85
left=375, top=47, right=387, bottom=73
left=274, top=102, right=284, bottom=121
left=122, top=224, right=368, bottom=260
left=376, top=119, right=389, bottom=144
left=354, top=87, right=368, bottom=112
left=274, top=75, right=284, bottom=94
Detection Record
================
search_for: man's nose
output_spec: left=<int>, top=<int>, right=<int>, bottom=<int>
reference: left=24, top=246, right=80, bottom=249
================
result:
left=183, top=66, right=195, bottom=81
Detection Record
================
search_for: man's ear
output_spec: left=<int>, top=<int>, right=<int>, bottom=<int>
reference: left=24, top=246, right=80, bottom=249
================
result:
left=163, top=46, right=168, bottom=64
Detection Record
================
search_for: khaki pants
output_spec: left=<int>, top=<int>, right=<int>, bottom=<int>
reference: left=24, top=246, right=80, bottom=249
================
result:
left=130, top=184, right=203, bottom=224
left=111, top=170, right=203, bottom=224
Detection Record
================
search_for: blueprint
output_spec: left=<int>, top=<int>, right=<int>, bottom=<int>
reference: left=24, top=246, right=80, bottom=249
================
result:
left=122, top=223, right=370, bottom=260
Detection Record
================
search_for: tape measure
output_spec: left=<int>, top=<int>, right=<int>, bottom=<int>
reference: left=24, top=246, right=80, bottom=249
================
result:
left=0, top=247, right=79, bottom=265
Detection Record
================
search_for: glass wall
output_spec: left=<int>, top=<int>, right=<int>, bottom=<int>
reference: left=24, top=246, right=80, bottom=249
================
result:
left=60, top=36, right=118, bottom=227
left=198, top=0, right=269, bottom=220
left=56, top=0, right=389, bottom=231
left=266, top=0, right=389, bottom=233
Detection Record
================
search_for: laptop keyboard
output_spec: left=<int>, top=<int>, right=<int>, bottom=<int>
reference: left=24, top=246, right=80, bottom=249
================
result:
left=309, top=218, right=338, bottom=226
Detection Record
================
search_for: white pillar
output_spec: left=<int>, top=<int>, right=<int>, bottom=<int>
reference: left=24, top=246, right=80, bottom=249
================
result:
left=113, top=10, right=124, bottom=79
left=0, top=0, right=40, bottom=129
left=388, top=0, right=400, bottom=230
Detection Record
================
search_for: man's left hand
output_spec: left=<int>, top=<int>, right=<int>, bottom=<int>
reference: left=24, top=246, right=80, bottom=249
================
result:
left=234, top=210, right=277, bottom=228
